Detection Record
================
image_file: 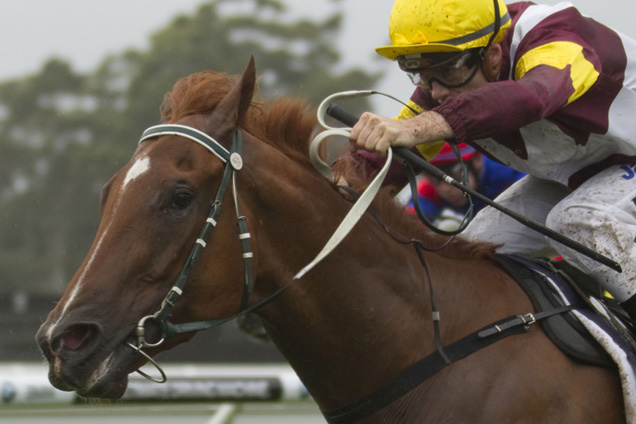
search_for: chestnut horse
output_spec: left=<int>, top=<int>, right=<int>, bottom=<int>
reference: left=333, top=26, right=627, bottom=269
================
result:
left=36, top=58, right=625, bottom=423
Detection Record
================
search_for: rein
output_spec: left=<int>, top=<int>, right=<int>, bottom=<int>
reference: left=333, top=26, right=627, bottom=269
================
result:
left=309, top=93, right=578, bottom=422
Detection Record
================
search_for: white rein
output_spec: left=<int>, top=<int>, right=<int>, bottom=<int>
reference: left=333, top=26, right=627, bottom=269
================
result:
left=296, top=91, right=393, bottom=279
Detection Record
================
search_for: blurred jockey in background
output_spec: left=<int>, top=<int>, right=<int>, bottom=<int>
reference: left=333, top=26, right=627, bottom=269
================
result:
left=406, top=142, right=524, bottom=230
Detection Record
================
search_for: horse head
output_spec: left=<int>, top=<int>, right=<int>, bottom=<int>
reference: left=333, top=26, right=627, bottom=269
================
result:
left=36, top=58, right=259, bottom=398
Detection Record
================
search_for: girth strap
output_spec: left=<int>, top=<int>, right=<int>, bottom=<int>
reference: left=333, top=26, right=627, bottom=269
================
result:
left=323, top=305, right=574, bottom=424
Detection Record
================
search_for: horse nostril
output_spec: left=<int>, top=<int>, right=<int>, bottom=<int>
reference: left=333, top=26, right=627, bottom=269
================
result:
left=62, top=326, right=90, bottom=351
left=57, top=324, right=97, bottom=352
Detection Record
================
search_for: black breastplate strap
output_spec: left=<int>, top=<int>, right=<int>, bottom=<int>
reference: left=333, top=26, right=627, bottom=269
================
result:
left=323, top=305, right=573, bottom=424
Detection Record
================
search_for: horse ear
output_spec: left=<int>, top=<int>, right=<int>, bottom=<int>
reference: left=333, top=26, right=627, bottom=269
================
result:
left=206, top=56, right=256, bottom=141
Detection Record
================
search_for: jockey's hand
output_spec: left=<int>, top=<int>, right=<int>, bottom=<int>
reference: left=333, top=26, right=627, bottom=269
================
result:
left=349, top=112, right=414, bottom=155
left=349, top=111, right=454, bottom=155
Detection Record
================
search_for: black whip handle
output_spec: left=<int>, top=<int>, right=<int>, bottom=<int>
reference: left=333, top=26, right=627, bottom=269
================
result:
left=324, top=103, right=622, bottom=273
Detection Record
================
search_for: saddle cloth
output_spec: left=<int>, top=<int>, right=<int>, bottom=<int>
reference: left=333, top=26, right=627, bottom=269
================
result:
left=495, top=254, right=636, bottom=423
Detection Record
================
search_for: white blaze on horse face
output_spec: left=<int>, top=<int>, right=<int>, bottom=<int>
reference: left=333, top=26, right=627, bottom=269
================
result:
left=47, top=226, right=112, bottom=340
left=123, top=156, right=151, bottom=189
left=47, top=156, right=152, bottom=341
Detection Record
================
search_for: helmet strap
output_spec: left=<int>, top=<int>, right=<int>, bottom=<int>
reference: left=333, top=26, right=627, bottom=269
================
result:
left=485, top=0, right=502, bottom=50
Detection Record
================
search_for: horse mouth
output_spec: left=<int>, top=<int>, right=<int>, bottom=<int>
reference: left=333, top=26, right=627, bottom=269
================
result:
left=47, top=339, right=142, bottom=399
left=38, top=316, right=176, bottom=399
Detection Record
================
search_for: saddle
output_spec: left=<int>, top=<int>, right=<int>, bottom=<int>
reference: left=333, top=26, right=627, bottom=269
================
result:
left=494, top=253, right=635, bottom=368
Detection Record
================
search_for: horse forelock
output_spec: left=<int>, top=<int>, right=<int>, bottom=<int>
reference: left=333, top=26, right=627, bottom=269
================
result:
left=159, top=70, right=317, bottom=165
left=160, top=71, right=234, bottom=124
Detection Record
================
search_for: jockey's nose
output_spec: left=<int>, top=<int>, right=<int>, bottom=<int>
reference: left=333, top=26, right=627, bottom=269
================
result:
left=430, top=81, right=451, bottom=103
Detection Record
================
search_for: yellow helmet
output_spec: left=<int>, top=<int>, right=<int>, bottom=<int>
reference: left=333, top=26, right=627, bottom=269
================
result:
left=376, top=0, right=511, bottom=60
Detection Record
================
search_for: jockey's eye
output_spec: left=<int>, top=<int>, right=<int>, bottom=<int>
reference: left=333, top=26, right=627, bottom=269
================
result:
left=170, top=191, right=194, bottom=210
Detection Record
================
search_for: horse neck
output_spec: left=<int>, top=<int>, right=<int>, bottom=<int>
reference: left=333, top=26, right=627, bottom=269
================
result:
left=256, top=243, right=521, bottom=414
left=235, top=135, right=528, bottom=412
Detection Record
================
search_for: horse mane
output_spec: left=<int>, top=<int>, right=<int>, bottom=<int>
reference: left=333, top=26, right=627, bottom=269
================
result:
left=160, top=70, right=497, bottom=261
left=382, top=191, right=497, bottom=260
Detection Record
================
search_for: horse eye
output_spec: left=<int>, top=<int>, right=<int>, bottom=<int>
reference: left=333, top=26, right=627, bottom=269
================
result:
left=170, top=192, right=194, bottom=210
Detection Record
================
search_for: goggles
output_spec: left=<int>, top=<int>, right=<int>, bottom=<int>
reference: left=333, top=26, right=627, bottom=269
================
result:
left=398, top=49, right=483, bottom=89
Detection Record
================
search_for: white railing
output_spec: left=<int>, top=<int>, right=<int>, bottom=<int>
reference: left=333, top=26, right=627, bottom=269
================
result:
left=0, top=362, right=325, bottom=423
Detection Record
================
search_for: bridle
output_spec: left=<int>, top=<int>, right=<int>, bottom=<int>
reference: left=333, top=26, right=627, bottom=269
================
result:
left=125, top=124, right=255, bottom=382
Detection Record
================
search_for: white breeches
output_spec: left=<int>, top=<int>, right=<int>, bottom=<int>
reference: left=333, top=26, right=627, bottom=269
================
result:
left=463, top=165, right=636, bottom=302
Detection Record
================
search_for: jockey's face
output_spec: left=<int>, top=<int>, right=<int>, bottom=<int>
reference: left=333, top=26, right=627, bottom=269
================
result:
left=412, top=44, right=503, bottom=104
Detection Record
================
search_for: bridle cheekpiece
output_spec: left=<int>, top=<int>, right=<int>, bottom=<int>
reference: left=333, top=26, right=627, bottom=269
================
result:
left=126, top=124, right=254, bottom=382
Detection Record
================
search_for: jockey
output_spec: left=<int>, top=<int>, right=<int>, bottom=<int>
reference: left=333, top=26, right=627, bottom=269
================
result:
left=407, top=142, right=525, bottom=228
left=346, top=0, right=636, bottom=326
